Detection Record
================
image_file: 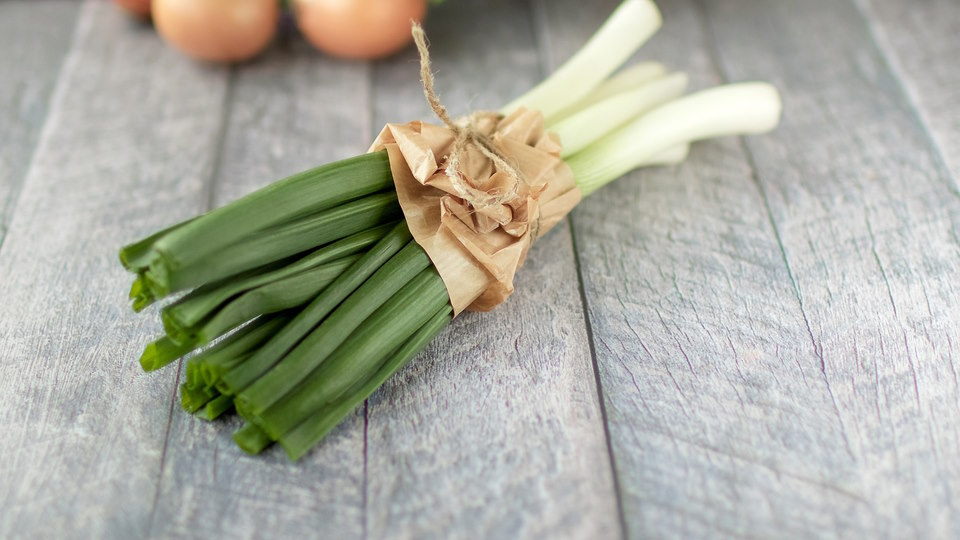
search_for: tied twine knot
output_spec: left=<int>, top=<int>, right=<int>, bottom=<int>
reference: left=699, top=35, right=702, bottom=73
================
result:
left=411, top=23, right=526, bottom=210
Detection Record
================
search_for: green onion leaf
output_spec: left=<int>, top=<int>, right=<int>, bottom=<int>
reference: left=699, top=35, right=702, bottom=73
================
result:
left=148, top=191, right=402, bottom=296
left=198, top=395, right=234, bottom=421
left=162, top=224, right=394, bottom=330
left=233, top=240, right=432, bottom=415
left=185, top=315, right=291, bottom=389
left=217, top=222, right=414, bottom=395
left=233, top=422, right=273, bottom=455
left=181, top=383, right=218, bottom=413
left=249, top=268, right=449, bottom=440
left=119, top=217, right=196, bottom=272
left=139, top=336, right=195, bottom=372
left=280, top=303, right=452, bottom=461
left=163, top=255, right=359, bottom=346
left=152, top=151, right=393, bottom=275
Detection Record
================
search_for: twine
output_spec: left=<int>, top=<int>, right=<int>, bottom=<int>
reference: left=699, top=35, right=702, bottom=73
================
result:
left=411, top=23, right=525, bottom=209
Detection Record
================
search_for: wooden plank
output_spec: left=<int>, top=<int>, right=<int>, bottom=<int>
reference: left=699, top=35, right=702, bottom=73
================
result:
left=855, top=0, right=960, bottom=183
left=0, top=1, right=80, bottom=244
left=543, top=0, right=907, bottom=537
left=700, top=0, right=960, bottom=537
left=365, top=1, right=621, bottom=538
left=147, top=34, right=373, bottom=539
left=0, top=2, right=230, bottom=538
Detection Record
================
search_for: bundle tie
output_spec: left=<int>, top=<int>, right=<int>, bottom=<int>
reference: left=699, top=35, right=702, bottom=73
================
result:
left=411, top=23, right=525, bottom=210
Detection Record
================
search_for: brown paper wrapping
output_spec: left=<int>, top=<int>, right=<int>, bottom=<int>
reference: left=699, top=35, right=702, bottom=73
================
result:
left=370, top=107, right=582, bottom=315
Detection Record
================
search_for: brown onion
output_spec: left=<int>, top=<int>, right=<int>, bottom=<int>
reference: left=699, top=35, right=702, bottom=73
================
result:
left=152, top=0, right=278, bottom=62
left=294, top=0, right=427, bottom=60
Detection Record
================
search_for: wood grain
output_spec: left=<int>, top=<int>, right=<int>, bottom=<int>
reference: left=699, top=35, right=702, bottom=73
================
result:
left=364, top=1, right=620, bottom=538
left=0, top=2, right=230, bottom=538
left=148, top=34, right=373, bottom=540
left=2, top=0, right=959, bottom=538
left=702, top=0, right=960, bottom=536
left=856, top=0, right=960, bottom=184
left=0, top=1, right=79, bottom=245
left=543, top=0, right=875, bottom=537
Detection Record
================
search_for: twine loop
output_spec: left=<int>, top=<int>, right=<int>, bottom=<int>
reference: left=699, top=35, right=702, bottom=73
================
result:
left=411, top=23, right=525, bottom=210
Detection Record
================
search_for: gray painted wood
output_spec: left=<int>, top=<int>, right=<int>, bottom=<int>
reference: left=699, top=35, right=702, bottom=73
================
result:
left=0, top=1, right=79, bottom=244
left=702, top=0, right=960, bottom=537
left=364, top=1, right=620, bottom=538
left=2, top=0, right=960, bottom=538
left=856, top=0, right=960, bottom=185
left=0, top=1, right=230, bottom=538
left=148, top=34, right=373, bottom=540
left=546, top=0, right=875, bottom=537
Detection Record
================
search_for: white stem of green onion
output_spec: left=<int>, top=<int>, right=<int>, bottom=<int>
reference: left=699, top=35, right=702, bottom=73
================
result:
left=501, top=0, right=662, bottom=121
left=643, top=144, right=690, bottom=166
left=568, top=82, right=783, bottom=196
left=554, top=72, right=688, bottom=158
left=548, top=61, right=668, bottom=123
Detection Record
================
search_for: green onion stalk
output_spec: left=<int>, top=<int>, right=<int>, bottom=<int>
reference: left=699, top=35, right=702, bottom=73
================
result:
left=119, top=0, right=781, bottom=461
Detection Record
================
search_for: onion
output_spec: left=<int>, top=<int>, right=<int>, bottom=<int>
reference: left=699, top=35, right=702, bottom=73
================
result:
left=114, top=0, right=152, bottom=18
left=294, top=0, right=427, bottom=60
left=152, top=0, right=278, bottom=62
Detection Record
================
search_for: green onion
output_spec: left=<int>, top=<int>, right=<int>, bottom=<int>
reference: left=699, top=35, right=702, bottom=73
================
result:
left=139, top=335, right=195, bottom=372
left=119, top=218, right=196, bottom=272
left=147, top=191, right=402, bottom=296
left=198, top=395, right=234, bottom=421
left=163, top=255, right=359, bottom=346
left=185, top=315, right=291, bottom=388
left=502, top=0, right=662, bottom=120
left=129, top=274, right=156, bottom=312
left=553, top=72, right=687, bottom=157
left=181, top=383, right=218, bottom=414
left=248, top=268, right=449, bottom=440
left=549, top=61, right=667, bottom=121
left=644, top=144, right=690, bottom=166
left=233, top=239, right=431, bottom=414
left=280, top=303, right=453, bottom=461
left=216, top=221, right=414, bottom=395
left=233, top=422, right=273, bottom=455
left=119, top=0, right=783, bottom=462
left=161, top=224, right=392, bottom=333
left=185, top=355, right=203, bottom=388
left=151, top=151, right=393, bottom=274
left=568, top=82, right=783, bottom=195
left=196, top=353, right=248, bottom=389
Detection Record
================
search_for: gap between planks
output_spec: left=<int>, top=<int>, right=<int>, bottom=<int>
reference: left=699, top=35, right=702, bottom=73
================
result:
left=528, top=0, right=630, bottom=536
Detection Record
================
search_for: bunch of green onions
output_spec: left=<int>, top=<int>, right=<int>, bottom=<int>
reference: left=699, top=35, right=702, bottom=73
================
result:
left=121, top=0, right=781, bottom=461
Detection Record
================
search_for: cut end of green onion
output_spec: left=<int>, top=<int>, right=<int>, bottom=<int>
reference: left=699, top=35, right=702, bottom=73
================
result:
left=198, top=395, right=234, bottom=421
left=130, top=276, right=157, bottom=312
left=214, top=378, right=232, bottom=396
left=138, top=347, right=167, bottom=372
left=139, top=336, right=192, bottom=372
left=128, top=275, right=145, bottom=300
left=201, top=363, right=224, bottom=388
left=233, top=422, right=273, bottom=455
left=142, top=266, right=172, bottom=302
left=180, top=383, right=217, bottom=414
left=132, top=294, right=156, bottom=313
left=161, top=310, right=200, bottom=348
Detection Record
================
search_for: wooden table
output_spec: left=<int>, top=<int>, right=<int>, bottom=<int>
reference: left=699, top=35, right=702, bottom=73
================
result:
left=2, top=0, right=958, bottom=538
